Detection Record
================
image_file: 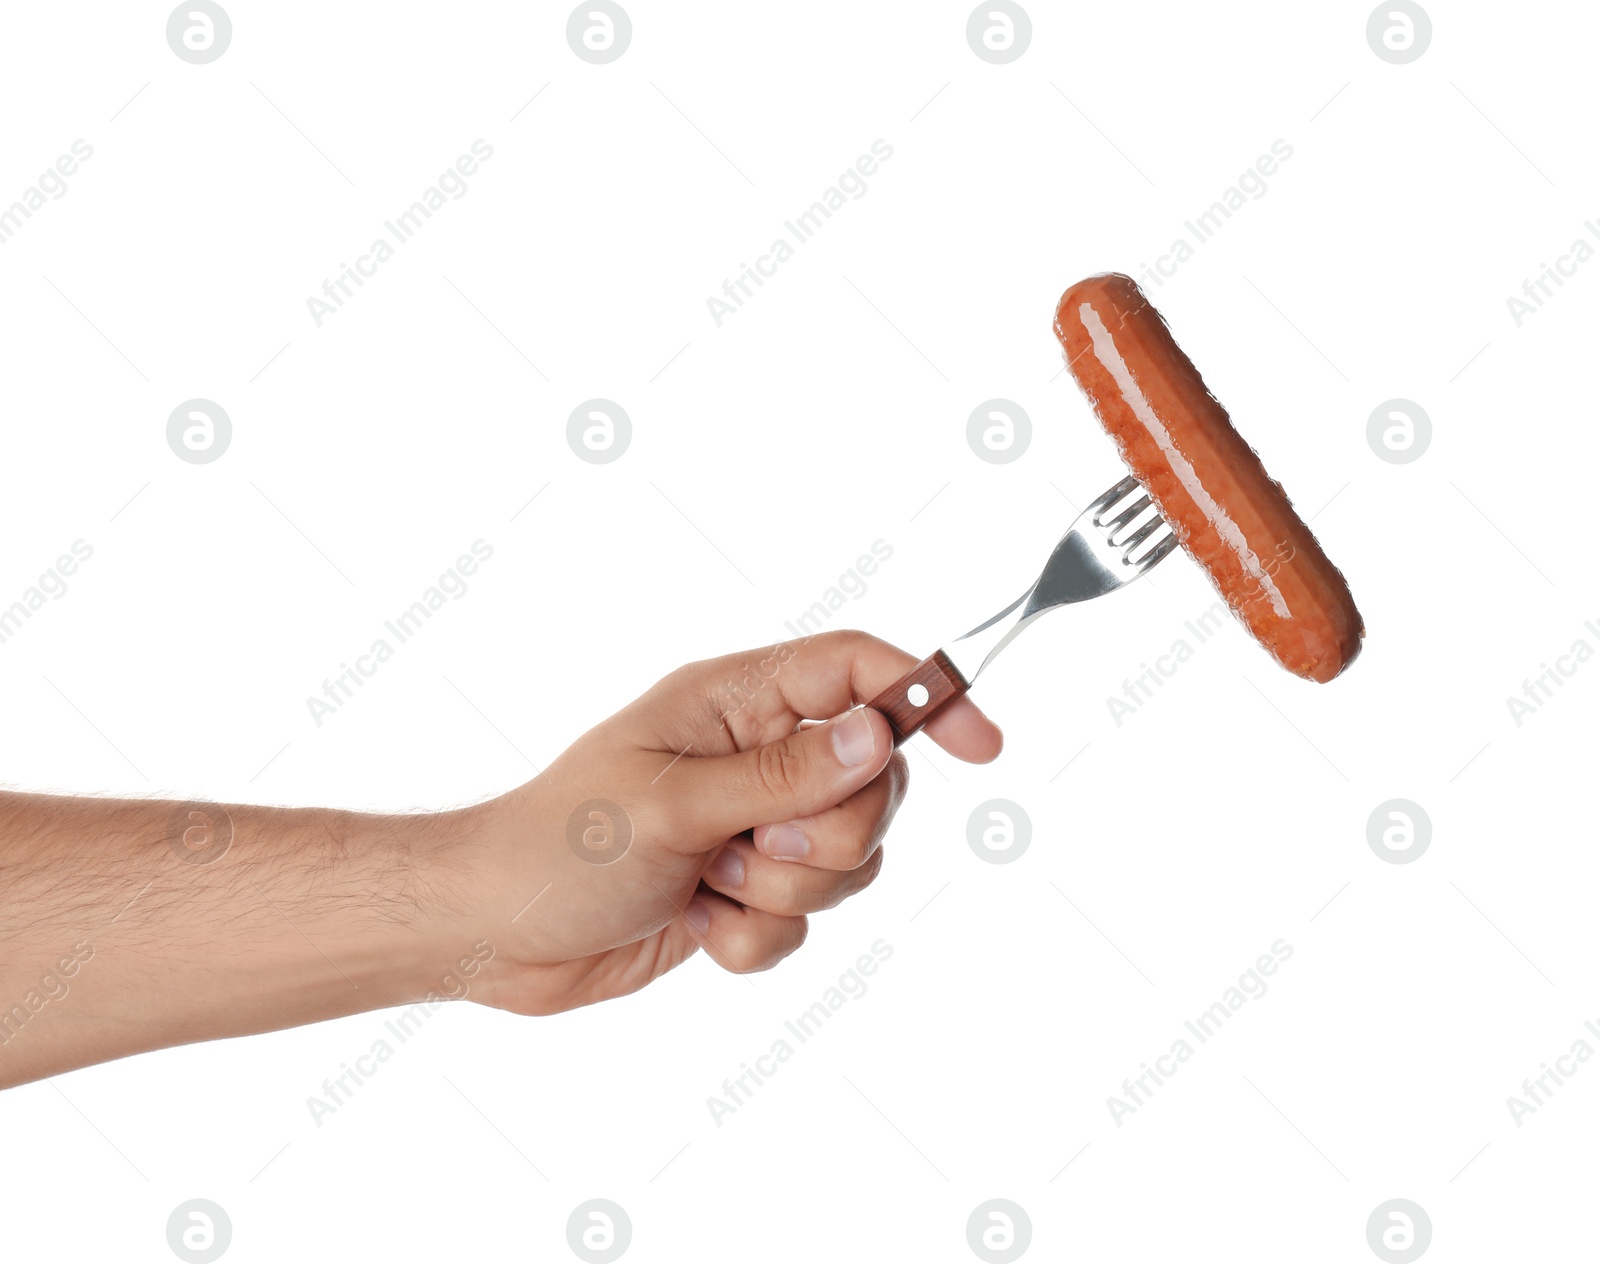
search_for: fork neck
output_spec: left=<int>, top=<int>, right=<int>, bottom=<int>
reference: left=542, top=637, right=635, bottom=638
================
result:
left=943, top=590, right=1041, bottom=684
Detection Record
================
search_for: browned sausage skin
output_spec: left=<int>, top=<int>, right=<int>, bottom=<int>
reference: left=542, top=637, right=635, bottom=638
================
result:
left=1054, top=273, right=1363, bottom=682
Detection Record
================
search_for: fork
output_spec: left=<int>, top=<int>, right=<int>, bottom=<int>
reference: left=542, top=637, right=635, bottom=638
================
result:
left=866, top=475, right=1179, bottom=744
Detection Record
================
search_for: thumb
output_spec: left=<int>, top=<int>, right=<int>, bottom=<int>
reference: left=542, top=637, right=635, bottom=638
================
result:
left=666, top=707, right=891, bottom=847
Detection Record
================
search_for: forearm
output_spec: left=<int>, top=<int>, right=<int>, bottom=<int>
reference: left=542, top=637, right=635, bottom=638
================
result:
left=0, top=791, right=478, bottom=1089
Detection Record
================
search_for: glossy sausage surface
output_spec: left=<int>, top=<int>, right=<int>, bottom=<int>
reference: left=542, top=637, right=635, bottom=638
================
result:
left=1054, top=273, right=1363, bottom=682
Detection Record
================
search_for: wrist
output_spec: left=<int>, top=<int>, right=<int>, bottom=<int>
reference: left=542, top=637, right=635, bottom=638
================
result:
left=369, top=801, right=495, bottom=1005
left=400, top=794, right=547, bottom=1005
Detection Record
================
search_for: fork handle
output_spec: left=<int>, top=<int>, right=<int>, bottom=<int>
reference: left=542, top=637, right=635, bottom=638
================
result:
left=867, top=650, right=970, bottom=746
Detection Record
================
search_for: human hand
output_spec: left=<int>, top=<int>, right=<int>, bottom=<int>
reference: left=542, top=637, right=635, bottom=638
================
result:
left=449, top=630, right=1002, bottom=1015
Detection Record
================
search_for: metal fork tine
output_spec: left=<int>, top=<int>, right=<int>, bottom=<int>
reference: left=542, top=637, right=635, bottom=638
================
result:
left=1120, top=515, right=1166, bottom=553
left=1089, top=475, right=1140, bottom=518
left=1103, top=495, right=1153, bottom=537
left=1131, top=530, right=1180, bottom=569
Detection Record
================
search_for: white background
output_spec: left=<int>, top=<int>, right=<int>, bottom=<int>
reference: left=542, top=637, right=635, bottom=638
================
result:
left=1, top=1, right=1595, bottom=1260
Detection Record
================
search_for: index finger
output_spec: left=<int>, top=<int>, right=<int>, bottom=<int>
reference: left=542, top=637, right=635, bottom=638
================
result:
left=693, top=630, right=1003, bottom=764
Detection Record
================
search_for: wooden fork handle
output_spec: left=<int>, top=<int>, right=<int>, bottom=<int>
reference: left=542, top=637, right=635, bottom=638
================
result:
left=867, top=650, right=970, bottom=746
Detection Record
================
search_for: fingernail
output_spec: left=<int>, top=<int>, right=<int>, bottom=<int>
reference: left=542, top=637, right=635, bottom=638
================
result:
left=685, top=896, right=712, bottom=934
left=760, top=822, right=809, bottom=860
left=705, top=846, right=744, bottom=888
left=831, top=708, right=876, bottom=767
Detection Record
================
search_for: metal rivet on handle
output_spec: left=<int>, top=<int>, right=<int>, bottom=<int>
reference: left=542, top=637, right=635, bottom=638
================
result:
left=907, top=684, right=930, bottom=707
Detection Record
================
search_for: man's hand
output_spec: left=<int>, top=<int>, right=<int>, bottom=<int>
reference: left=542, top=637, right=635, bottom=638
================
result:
left=0, top=630, right=1000, bottom=1087
left=442, top=630, right=1001, bottom=1014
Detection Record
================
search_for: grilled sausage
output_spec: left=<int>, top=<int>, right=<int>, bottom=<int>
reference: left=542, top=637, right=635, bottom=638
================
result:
left=1054, top=273, right=1363, bottom=682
